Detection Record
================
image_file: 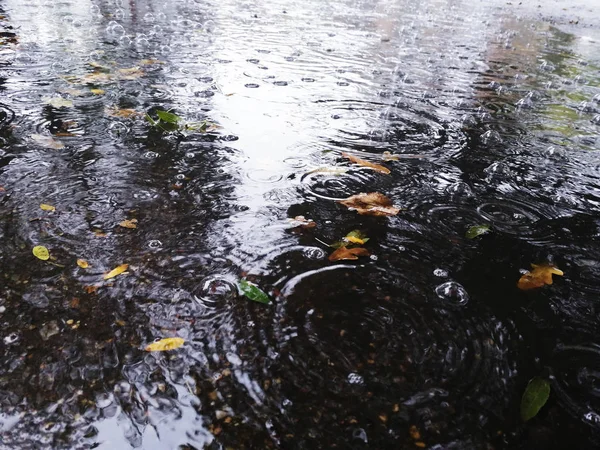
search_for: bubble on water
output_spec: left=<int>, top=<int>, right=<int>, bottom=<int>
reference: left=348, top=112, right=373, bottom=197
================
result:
left=203, top=20, right=215, bottom=33
left=352, top=428, right=368, bottom=443
left=446, top=181, right=473, bottom=198
left=107, top=21, right=125, bottom=36
left=545, top=146, right=567, bottom=159
left=480, top=130, right=501, bottom=144
left=369, top=254, right=378, bottom=261
left=397, top=245, right=406, bottom=251
left=143, top=151, right=159, bottom=159
left=90, top=4, right=101, bottom=15
left=245, top=83, right=260, bottom=88
left=435, top=281, right=469, bottom=306
left=484, top=161, right=511, bottom=181
left=3, top=333, right=18, bottom=345
left=148, top=240, right=163, bottom=249
left=433, top=268, right=448, bottom=277
left=347, top=373, right=364, bottom=385
left=108, top=122, right=129, bottom=138
left=303, top=247, right=326, bottom=260
left=144, top=13, right=155, bottom=23
left=193, top=275, right=237, bottom=306
left=119, top=35, right=132, bottom=46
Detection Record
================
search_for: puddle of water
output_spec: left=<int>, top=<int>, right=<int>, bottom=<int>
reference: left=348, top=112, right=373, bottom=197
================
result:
left=0, top=0, right=600, bottom=448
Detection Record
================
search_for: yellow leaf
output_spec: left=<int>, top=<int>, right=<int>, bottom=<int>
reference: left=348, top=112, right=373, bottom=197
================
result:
left=90, top=88, right=105, bottom=95
left=43, top=97, right=74, bottom=108
left=118, top=219, right=138, bottom=229
left=345, top=236, right=365, bottom=244
left=338, top=192, right=400, bottom=217
left=103, top=263, right=129, bottom=280
left=40, top=203, right=55, bottom=212
left=328, top=246, right=370, bottom=262
left=77, top=259, right=89, bottom=268
left=341, top=152, right=391, bottom=174
left=145, top=337, right=185, bottom=352
left=518, top=264, right=564, bottom=290
left=33, top=245, right=50, bottom=261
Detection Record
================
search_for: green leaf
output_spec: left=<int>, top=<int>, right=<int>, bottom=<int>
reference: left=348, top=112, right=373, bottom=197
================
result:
left=238, top=279, right=270, bottom=304
left=466, top=224, right=491, bottom=239
left=155, top=109, right=181, bottom=124
left=521, top=377, right=550, bottom=421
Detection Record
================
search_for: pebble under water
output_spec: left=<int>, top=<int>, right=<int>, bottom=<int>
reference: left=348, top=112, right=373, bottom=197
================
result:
left=0, top=0, right=600, bottom=448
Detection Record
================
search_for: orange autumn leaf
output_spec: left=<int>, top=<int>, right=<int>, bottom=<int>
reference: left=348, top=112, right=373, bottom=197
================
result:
left=119, top=219, right=138, bottom=229
left=329, top=246, right=370, bottom=262
left=145, top=337, right=185, bottom=352
left=517, top=264, right=564, bottom=290
left=105, top=107, right=140, bottom=119
left=338, top=192, right=400, bottom=217
left=341, top=152, right=391, bottom=174
left=76, top=259, right=89, bottom=268
left=103, top=263, right=129, bottom=280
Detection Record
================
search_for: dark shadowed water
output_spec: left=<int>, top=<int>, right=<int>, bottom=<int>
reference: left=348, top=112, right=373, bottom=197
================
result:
left=0, top=0, right=599, bottom=448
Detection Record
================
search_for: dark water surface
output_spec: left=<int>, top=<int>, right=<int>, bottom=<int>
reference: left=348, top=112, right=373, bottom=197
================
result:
left=0, top=0, right=599, bottom=448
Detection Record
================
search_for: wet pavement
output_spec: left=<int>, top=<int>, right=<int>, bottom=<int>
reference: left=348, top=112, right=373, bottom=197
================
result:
left=0, top=0, right=599, bottom=448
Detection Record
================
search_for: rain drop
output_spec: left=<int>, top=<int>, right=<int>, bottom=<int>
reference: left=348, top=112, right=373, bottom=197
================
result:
left=435, top=281, right=469, bottom=306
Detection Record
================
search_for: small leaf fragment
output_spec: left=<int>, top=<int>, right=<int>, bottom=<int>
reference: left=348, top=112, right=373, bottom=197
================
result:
left=517, top=263, right=564, bottom=290
left=90, top=88, right=105, bottom=95
left=77, top=259, right=89, bottom=269
left=329, top=246, right=370, bottom=261
left=521, top=377, right=550, bottom=421
left=33, top=245, right=50, bottom=261
left=338, top=192, right=400, bottom=217
left=119, top=219, right=138, bottom=229
left=103, top=263, right=129, bottom=280
left=145, top=337, right=185, bottom=352
left=238, top=279, right=270, bottom=304
left=40, top=203, right=56, bottom=212
left=341, top=152, right=391, bottom=174
left=466, top=224, right=491, bottom=239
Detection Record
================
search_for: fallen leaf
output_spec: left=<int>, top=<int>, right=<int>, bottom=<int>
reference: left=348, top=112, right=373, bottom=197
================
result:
left=79, top=72, right=114, bottom=84
left=119, top=219, right=138, bottom=229
left=338, top=192, right=400, bottom=217
left=77, top=259, right=89, bottom=268
left=31, top=134, right=65, bottom=149
left=521, top=377, right=550, bottom=421
left=90, top=88, right=105, bottom=95
left=329, top=246, right=370, bottom=261
left=145, top=337, right=185, bottom=352
left=33, top=245, right=50, bottom=261
left=88, top=61, right=111, bottom=71
left=288, top=216, right=316, bottom=229
left=306, top=167, right=349, bottom=176
left=344, top=230, right=369, bottom=245
left=105, top=107, right=140, bottom=119
left=155, top=109, right=181, bottom=124
left=40, top=203, right=56, bottom=212
left=83, top=285, right=98, bottom=294
left=140, top=58, right=164, bottom=65
left=238, top=279, right=270, bottom=304
left=342, top=152, right=391, bottom=174
left=103, top=263, right=129, bottom=280
left=43, top=97, right=74, bottom=108
left=118, top=67, right=144, bottom=80
left=517, top=263, right=564, bottom=290
left=466, top=224, right=491, bottom=239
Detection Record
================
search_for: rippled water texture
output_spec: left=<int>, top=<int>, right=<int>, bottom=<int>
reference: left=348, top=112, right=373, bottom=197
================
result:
left=0, top=0, right=599, bottom=448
